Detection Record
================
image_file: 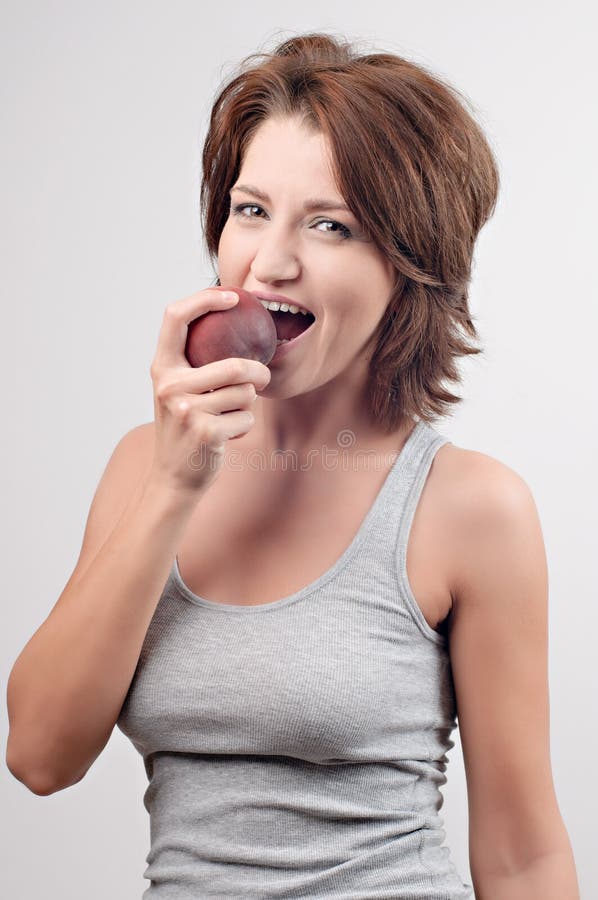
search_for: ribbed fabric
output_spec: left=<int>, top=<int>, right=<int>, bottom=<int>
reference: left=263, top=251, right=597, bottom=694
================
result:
left=117, top=418, right=474, bottom=898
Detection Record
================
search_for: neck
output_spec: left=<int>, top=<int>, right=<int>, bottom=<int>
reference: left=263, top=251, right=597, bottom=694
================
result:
left=242, top=375, right=413, bottom=473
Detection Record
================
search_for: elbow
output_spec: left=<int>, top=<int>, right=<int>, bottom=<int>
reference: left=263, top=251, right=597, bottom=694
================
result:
left=27, top=778, right=59, bottom=797
left=6, top=739, right=83, bottom=796
left=7, top=759, right=59, bottom=796
left=8, top=763, right=85, bottom=796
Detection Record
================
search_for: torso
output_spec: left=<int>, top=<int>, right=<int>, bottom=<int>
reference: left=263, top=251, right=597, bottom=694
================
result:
left=140, top=421, right=466, bottom=636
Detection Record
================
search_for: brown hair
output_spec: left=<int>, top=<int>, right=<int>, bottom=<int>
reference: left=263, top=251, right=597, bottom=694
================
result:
left=200, top=31, right=500, bottom=430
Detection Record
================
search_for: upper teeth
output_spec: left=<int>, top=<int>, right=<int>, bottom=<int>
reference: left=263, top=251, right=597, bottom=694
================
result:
left=259, top=300, right=310, bottom=316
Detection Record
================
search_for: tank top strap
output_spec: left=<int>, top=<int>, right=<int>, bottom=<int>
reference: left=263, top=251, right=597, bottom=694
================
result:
left=360, top=418, right=451, bottom=566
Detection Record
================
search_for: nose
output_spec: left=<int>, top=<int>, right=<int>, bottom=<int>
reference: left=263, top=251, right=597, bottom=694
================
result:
left=249, top=226, right=301, bottom=285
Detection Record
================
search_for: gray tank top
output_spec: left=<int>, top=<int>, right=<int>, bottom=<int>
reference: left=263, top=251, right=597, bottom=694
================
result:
left=117, top=418, right=474, bottom=898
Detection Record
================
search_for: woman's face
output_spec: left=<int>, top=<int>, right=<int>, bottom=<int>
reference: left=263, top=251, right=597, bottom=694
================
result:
left=217, top=115, right=395, bottom=397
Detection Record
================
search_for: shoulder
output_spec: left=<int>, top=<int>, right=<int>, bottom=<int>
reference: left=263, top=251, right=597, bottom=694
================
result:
left=107, top=420, right=155, bottom=474
left=432, top=442, right=543, bottom=603
left=121, top=420, right=155, bottom=460
left=98, top=420, right=156, bottom=497
left=130, top=420, right=154, bottom=441
left=129, top=419, right=155, bottom=448
left=62, top=421, right=157, bottom=592
left=437, top=442, right=534, bottom=517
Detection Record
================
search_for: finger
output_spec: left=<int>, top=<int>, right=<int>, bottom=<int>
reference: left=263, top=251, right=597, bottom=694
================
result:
left=199, top=383, right=257, bottom=415
left=155, top=357, right=269, bottom=397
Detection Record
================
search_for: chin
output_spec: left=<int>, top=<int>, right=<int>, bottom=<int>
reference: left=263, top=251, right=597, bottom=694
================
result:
left=258, top=378, right=314, bottom=402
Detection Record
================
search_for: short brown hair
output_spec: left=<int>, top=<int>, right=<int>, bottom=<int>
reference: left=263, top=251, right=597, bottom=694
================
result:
left=200, top=31, right=500, bottom=431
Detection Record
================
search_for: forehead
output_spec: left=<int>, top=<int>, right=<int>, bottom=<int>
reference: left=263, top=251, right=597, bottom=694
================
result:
left=239, top=116, right=339, bottom=193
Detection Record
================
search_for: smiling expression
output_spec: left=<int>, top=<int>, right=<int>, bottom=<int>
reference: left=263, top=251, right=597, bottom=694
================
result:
left=217, top=115, right=396, bottom=397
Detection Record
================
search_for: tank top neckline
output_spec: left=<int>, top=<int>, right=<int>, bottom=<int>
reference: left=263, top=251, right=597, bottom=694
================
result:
left=171, top=417, right=427, bottom=614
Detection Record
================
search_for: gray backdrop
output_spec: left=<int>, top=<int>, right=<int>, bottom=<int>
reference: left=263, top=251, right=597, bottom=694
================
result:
left=1, top=1, right=595, bottom=898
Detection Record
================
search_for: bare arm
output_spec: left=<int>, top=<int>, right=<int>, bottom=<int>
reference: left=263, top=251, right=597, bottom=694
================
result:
left=6, top=288, right=271, bottom=796
left=474, top=847, right=579, bottom=900
left=446, top=450, right=579, bottom=897
left=5, top=426, right=199, bottom=795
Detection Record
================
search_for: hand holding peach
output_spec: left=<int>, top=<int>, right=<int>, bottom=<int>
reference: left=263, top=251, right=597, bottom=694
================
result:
left=148, top=287, right=271, bottom=496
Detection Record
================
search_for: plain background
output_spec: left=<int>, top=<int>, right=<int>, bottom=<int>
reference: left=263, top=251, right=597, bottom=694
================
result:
left=1, top=2, right=595, bottom=897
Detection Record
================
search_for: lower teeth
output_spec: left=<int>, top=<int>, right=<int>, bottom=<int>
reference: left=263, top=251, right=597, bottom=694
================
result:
left=276, top=339, right=290, bottom=345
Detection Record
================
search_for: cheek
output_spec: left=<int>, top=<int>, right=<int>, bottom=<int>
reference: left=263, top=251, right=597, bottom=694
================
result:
left=217, top=221, right=254, bottom=265
left=216, top=221, right=231, bottom=258
left=356, top=274, right=394, bottom=329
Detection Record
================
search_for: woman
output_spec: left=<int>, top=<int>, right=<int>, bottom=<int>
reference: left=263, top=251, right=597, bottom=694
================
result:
left=7, top=32, right=579, bottom=899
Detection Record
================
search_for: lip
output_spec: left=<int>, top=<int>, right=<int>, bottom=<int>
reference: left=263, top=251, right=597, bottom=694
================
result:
left=249, top=290, right=315, bottom=318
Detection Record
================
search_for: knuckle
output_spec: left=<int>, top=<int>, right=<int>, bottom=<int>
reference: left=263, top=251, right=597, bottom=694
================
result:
left=163, top=302, right=178, bottom=319
left=202, top=419, right=221, bottom=448
left=225, top=358, right=245, bottom=382
left=235, top=359, right=249, bottom=380
left=154, top=378, right=173, bottom=403
left=174, top=398, right=192, bottom=421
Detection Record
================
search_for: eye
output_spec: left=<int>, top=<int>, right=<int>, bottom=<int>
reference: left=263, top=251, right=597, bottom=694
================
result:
left=232, top=203, right=266, bottom=220
left=313, top=219, right=352, bottom=240
left=231, top=203, right=352, bottom=240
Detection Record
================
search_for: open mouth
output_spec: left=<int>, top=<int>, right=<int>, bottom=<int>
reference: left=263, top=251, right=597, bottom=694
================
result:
left=252, top=294, right=317, bottom=347
left=269, top=308, right=316, bottom=344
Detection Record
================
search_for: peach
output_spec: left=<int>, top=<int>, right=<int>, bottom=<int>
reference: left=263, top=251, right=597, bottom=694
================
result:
left=185, top=286, right=278, bottom=367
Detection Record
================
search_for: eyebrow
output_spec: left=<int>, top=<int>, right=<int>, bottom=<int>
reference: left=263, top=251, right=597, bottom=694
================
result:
left=230, top=183, right=352, bottom=214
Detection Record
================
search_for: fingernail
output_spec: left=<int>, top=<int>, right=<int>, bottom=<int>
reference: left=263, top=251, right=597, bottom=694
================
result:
left=221, top=292, right=238, bottom=302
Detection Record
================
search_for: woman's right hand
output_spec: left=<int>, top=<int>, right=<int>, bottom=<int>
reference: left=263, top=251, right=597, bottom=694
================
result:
left=148, top=288, right=272, bottom=496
